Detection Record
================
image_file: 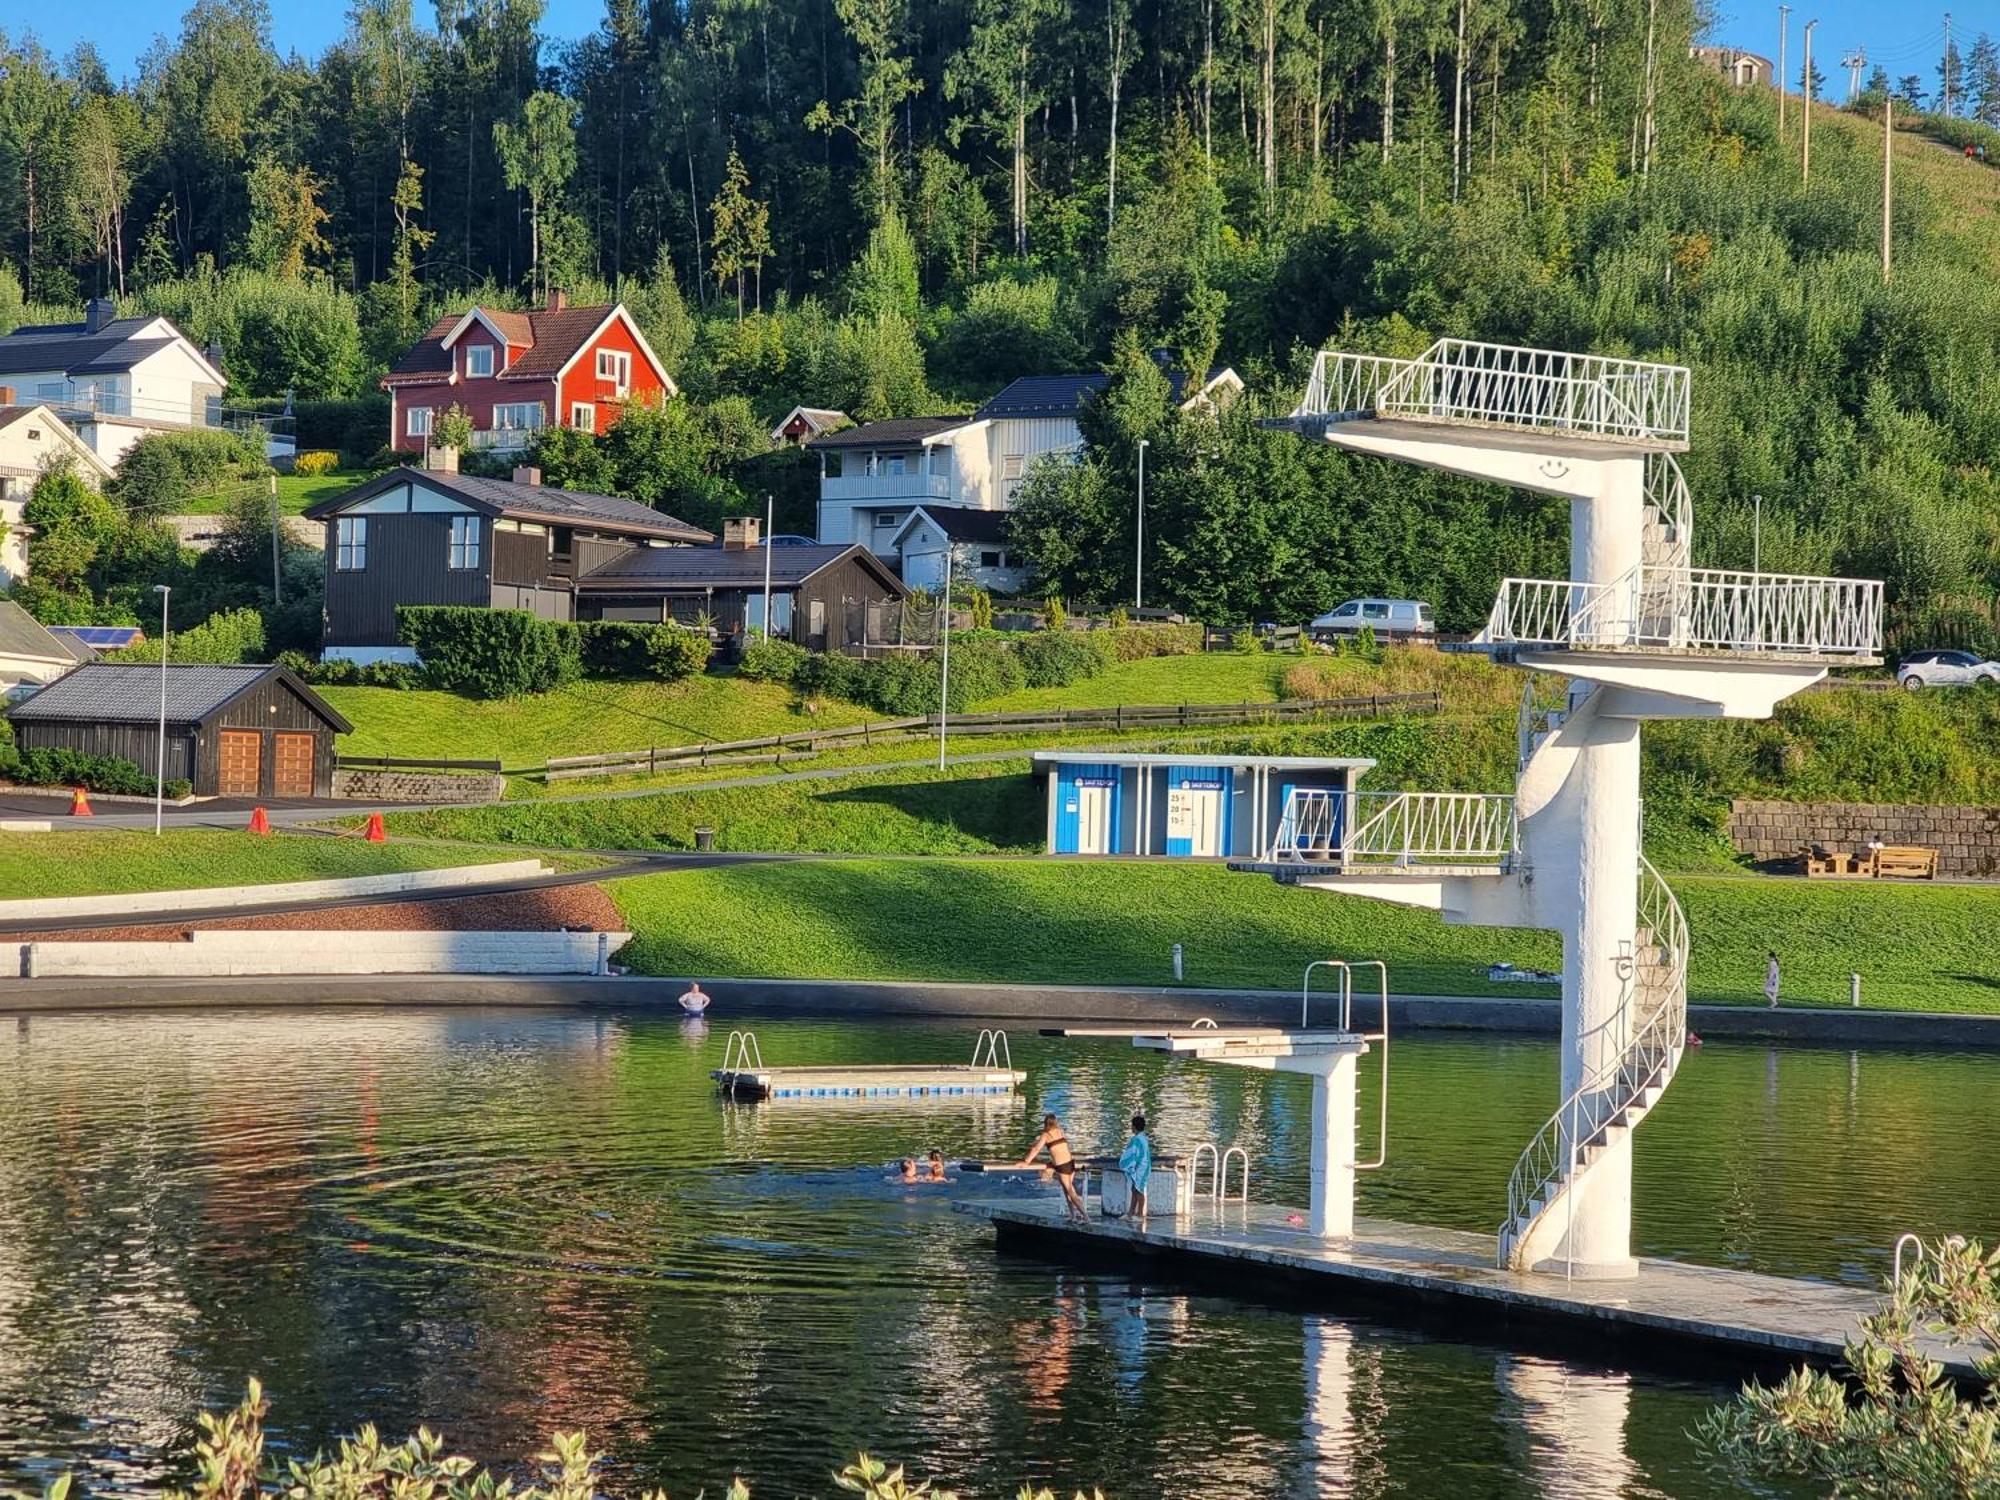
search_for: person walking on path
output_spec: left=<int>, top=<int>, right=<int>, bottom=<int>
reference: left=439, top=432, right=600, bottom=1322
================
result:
left=1764, top=951, right=1781, bottom=1010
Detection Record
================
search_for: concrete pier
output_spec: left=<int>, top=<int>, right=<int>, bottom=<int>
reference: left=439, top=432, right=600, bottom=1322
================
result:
left=957, top=1197, right=1984, bottom=1381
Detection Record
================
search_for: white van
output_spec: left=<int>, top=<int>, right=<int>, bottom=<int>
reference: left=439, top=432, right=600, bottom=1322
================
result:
left=1310, top=598, right=1435, bottom=641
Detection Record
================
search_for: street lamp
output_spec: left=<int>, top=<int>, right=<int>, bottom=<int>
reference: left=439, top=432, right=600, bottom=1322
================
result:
left=936, top=544, right=952, bottom=771
left=1134, top=438, right=1149, bottom=611
left=152, top=584, right=170, bottom=837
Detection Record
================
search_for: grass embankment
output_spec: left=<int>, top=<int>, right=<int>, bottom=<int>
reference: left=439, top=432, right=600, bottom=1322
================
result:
left=181, top=470, right=371, bottom=516
left=0, top=830, right=541, bottom=902
left=605, top=859, right=2000, bottom=1013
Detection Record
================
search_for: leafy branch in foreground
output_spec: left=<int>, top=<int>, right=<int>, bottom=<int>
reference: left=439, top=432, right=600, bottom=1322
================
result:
left=1697, top=1236, right=2000, bottom=1497
left=7, top=1383, right=1106, bottom=1500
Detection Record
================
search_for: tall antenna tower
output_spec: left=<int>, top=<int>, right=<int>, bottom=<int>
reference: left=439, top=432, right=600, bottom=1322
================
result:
left=1843, top=48, right=1866, bottom=101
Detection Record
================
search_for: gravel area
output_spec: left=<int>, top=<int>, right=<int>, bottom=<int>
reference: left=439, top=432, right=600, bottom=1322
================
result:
left=10, top=883, right=626, bottom=943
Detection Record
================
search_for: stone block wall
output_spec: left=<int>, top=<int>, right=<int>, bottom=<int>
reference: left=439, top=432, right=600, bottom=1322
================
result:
left=332, top=769, right=505, bottom=804
left=1730, top=800, right=2000, bottom=876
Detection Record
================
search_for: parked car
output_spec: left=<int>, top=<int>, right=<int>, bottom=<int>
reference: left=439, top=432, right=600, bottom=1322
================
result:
left=1896, top=649, right=2000, bottom=689
left=1310, top=598, right=1436, bottom=641
left=762, top=533, right=818, bottom=547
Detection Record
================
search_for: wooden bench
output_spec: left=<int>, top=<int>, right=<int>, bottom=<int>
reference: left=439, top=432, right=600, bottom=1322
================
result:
left=1870, top=845, right=1939, bottom=880
left=1802, top=846, right=1861, bottom=878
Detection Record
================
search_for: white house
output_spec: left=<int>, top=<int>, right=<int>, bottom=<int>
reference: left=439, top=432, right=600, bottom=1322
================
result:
left=808, top=350, right=1243, bottom=573
left=889, top=506, right=1030, bottom=595
left=0, top=404, right=115, bottom=585
left=0, top=301, right=250, bottom=465
left=0, top=600, right=95, bottom=699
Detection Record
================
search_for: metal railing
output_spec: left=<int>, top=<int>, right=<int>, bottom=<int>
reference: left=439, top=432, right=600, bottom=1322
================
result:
left=468, top=427, right=540, bottom=451
left=1498, top=856, right=1688, bottom=1272
left=1273, top=788, right=1518, bottom=868
left=1302, top=959, right=1391, bottom=1172
left=721, top=1030, right=765, bottom=1075
left=1483, top=568, right=1884, bottom=658
left=1644, top=453, right=1694, bottom=574
left=971, top=1029, right=1013, bottom=1071
left=1295, top=338, right=1691, bottom=445
left=43, top=386, right=294, bottom=437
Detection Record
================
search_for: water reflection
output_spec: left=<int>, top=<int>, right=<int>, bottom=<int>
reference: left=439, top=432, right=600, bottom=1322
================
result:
left=0, top=1009, right=1984, bottom=1497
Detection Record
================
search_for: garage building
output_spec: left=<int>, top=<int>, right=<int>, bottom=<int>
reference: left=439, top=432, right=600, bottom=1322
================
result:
left=5, top=663, right=352, bottom=799
left=1033, top=752, right=1374, bottom=860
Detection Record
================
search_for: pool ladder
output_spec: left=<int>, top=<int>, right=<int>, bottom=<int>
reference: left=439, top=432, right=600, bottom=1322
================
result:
left=1189, top=1143, right=1251, bottom=1206
left=721, top=1030, right=765, bottom=1075
left=971, top=1029, right=1013, bottom=1071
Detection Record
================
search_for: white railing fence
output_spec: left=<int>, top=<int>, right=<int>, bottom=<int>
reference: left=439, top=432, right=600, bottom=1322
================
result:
left=1498, top=856, right=1688, bottom=1272
left=1295, top=339, right=1691, bottom=445
left=1483, top=568, right=1884, bottom=658
left=1273, top=789, right=1518, bottom=868
left=1644, top=453, right=1694, bottom=573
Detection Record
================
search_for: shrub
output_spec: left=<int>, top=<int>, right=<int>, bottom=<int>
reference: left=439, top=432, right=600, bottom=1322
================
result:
left=575, top=620, right=713, bottom=680
left=794, top=649, right=870, bottom=704
left=967, top=587, right=994, bottom=631
left=396, top=606, right=581, bottom=697
left=9, top=746, right=187, bottom=798
left=277, top=650, right=424, bottom=689
left=113, top=428, right=269, bottom=513
left=864, top=638, right=1024, bottom=713
left=738, top=636, right=810, bottom=684
left=291, top=449, right=341, bottom=477
left=1096, top=622, right=1202, bottom=660
left=365, top=445, right=414, bottom=470
left=1013, top=630, right=1108, bottom=688
left=1040, top=595, right=1067, bottom=631
left=1279, top=659, right=1347, bottom=700
left=119, top=607, right=266, bottom=665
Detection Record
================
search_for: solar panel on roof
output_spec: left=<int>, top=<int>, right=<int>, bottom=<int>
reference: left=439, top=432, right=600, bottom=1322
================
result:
left=50, top=626, right=144, bottom=648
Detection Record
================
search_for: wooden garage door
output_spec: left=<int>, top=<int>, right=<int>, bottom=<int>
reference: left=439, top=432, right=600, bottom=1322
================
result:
left=218, top=730, right=262, bottom=797
left=273, top=732, right=315, bottom=797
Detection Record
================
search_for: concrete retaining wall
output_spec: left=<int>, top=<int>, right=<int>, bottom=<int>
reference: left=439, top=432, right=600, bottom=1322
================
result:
left=1731, top=799, right=2000, bottom=875
left=0, top=859, right=551, bottom=923
left=18, top=928, right=630, bottom=978
left=332, top=769, right=506, bottom=803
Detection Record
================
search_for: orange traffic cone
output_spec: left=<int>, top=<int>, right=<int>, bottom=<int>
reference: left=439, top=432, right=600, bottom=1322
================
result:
left=247, top=806, right=271, bottom=836
left=69, top=786, right=93, bottom=817
left=364, top=812, right=386, bottom=843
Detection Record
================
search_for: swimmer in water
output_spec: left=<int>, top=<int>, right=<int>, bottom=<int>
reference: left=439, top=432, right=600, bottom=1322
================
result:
left=927, top=1149, right=948, bottom=1182
left=892, top=1157, right=919, bottom=1183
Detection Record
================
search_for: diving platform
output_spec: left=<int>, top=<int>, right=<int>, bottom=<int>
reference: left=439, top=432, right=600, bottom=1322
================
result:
left=711, top=1028, right=1026, bottom=1100
left=956, top=1198, right=1987, bottom=1383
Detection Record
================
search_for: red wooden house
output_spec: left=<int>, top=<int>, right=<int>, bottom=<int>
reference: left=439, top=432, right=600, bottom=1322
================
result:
left=381, top=292, right=677, bottom=456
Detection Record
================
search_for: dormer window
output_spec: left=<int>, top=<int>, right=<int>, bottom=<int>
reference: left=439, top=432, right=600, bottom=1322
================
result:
left=596, top=350, right=631, bottom=394
left=466, top=345, right=494, bottom=378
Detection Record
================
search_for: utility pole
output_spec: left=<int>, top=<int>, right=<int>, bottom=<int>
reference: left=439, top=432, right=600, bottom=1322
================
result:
left=936, top=546, right=952, bottom=771
left=1134, top=438, right=1149, bottom=611
left=1943, top=12, right=1953, bottom=117
left=760, top=495, right=773, bottom=639
left=1883, top=94, right=1894, bottom=281
left=1843, top=48, right=1865, bottom=102
left=1778, top=5, right=1790, bottom=137
left=1802, top=20, right=1819, bottom=182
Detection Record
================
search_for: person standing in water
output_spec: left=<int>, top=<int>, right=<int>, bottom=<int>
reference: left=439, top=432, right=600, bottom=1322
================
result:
left=1118, top=1114, right=1152, bottom=1220
left=1764, top=951, right=1781, bottom=1010
left=1021, top=1113, right=1088, bottom=1222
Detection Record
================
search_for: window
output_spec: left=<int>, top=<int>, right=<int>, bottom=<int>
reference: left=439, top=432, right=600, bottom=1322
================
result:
left=407, top=406, right=433, bottom=437
left=874, top=511, right=901, bottom=529
left=596, top=349, right=632, bottom=393
left=823, top=450, right=845, bottom=478
left=1334, top=602, right=1361, bottom=619
left=571, top=402, right=596, bottom=433
left=492, top=402, right=545, bottom=431
left=335, top=517, right=368, bottom=570
left=465, top=345, right=494, bottom=378
left=745, top=593, right=795, bottom=636
left=448, top=515, right=481, bottom=570
left=1002, top=455, right=1025, bottom=480
left=980, top=550, right=1004, bottom=568
left=25, top=427, right=40, bottom=440
left=928, top=448, right=948, bottom=476
left=882, top=453, right=907, bottom=476
left=1363, top=602, right=1392, bottom=621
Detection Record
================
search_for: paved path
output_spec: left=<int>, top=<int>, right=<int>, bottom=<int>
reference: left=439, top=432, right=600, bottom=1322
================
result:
left=958, top=1198, right=1983, bottom=1380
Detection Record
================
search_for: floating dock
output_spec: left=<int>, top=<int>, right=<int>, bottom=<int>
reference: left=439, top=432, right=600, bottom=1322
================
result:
left=956, top=1198, right=1984, bottom=1380
left=711, top=1028, right=1026, bottom=1100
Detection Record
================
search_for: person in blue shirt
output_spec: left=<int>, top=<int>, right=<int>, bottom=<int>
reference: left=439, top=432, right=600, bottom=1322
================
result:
left=1118, top=1113, right=1152, bottom=1219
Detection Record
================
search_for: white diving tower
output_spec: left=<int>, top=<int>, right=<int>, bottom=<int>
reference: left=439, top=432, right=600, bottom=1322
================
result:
left=1257, top=338, right=1883, bottom=1279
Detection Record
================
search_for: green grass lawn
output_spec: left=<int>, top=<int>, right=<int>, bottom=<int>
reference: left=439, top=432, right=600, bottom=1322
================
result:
left=0, top=830, right=537, bottom=902
left=180, top=469, right=372, bottom=516
left=604, top=858, right=2000, bottom=1013
left=325, top=676, right=873, bottom=769
left=386, top=759, right=1044, bottom=853
left=982, top=653, right=1296, bottom=710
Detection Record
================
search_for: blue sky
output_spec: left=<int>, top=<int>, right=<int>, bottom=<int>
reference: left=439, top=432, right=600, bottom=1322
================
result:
left=9, top=0, right=1976, bottom=104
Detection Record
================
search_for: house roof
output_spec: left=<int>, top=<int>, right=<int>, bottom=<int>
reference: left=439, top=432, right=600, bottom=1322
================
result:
left=4, top=663, right=353, bottom=733
left=0, top=602, right=88, bottom=666
left=805, top=416, right=971, bottom=450
left=48, top=625, right=142, bottom=650
left=770, top=405, right=851, bottom=440
left=974, top=353, right=1242, bottom=421
left=0, top=404, right=118, bottom=480
left=382, top=303, right=672, bottom=390
left=303, top=468, right=714, bottom=544
left=892, top=505, right=1014, bottom=546
left=0, top=315, right=222, bottom=385
left=577, top=541, right=906, bottom=595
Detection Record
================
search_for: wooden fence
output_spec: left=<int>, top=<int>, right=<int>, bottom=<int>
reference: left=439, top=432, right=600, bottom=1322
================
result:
left=537, top=690, right=1441, bottom=782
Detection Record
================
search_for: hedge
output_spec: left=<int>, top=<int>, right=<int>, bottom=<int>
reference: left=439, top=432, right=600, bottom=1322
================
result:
left=276, top=651, right=424, bottom=689
left=395, top=606, right=581, bottom=698
left=737, top=636, right=810, bottom=683
left=4, top=744, right=191, bottom=799
left=576, top=620, right=712, bottom=680
left=1014, top=630, right=1107, bottom=687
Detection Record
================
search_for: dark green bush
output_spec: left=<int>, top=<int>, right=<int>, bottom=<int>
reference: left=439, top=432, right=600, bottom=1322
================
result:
left=112, top=428, right=269, bottom=513
left=396, top=606, right=581, bottom=697
left=118, top=607, right=266, bottom=665
left=1013, top=630, right=1108, bottom=687
left=10, top=746, right=188, bottom=798
left=738, top=636, right=810, bottom=683
left=277, top=650, right=424, bottom=689
left=862, top=638, right=1024, bottom=713
left=575, top=620, right=713, bottom=680
left=794, top=649, right=869, bottom=703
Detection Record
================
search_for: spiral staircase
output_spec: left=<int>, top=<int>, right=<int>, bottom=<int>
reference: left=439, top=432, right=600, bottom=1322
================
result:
left=1250, top=336, right=1881, bottom=1276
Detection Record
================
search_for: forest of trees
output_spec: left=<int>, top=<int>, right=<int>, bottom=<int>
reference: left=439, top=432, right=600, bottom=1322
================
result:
left=1, top=0, right=1999, bottom=643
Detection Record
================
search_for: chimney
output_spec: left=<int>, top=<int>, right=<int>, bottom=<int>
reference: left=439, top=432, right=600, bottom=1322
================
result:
left=548, top=288, right=567, bottom=313
left=512, top=465, right=543, bottom=487
left=204, top=340, right=226, bottom=377
left=85, top=298, right=116, bottom=333
left=427, top=443, right=460, bottom=474
left=722, top=515, right=760, bottom=551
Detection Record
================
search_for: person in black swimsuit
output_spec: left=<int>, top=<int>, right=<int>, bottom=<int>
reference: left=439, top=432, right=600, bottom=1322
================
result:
left=1021, top=1113, right=1089, bottom=1222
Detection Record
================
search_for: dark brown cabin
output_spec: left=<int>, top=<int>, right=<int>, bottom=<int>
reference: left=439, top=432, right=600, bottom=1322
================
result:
left=5, top=663, right=352, bottom=799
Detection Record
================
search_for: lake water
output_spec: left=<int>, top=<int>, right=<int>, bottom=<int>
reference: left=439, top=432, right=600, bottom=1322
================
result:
left=1, top=1008, right=1993, bottom=1497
